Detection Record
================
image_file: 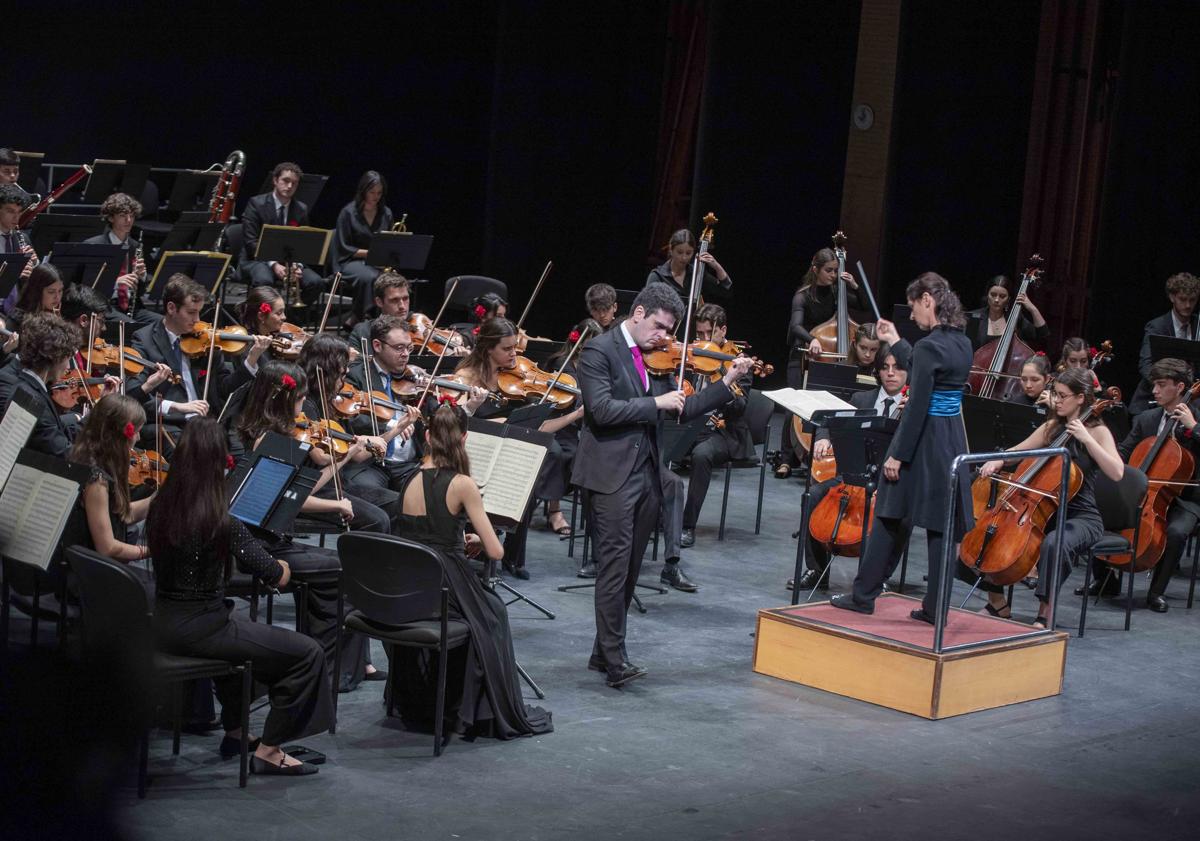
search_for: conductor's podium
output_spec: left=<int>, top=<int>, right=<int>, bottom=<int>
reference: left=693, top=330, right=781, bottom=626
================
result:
left=753, top=593, right=1068, bottom=719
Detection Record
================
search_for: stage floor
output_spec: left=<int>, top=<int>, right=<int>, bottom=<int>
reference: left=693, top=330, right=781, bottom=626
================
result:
left=8, top=416, right=1199, bottom=840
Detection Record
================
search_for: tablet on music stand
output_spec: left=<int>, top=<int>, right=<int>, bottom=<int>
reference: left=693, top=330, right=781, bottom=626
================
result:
left=230, top=455, right=297, bottom=529
left=49, top=242, right=125, bottom=294
left=256, top=172, right=329, bottom=214
left=146, top=250, right=232, bottom=301
left=82, top=159, right=150, bottom=204
left=365, top=231, right=433, bottom=271
left=29, top=214, right=106, bottom=258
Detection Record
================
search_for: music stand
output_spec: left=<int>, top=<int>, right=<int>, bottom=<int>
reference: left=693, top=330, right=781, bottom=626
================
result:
left=1149, top=335, right=1200, bottom=369
left=365, top=231, right=433, bottom=271
left=506, top=402, right=554, bottom=430
left=82, top=159, right=150, bottom=205
left=254, top=224, right=332, bottom=310
left=662, top=416, right=706, bottom=466
left=13, top=151, right=44, bottom=194
left=49, top=242, right=125, bottom=295
left=891, top=304, right=927, bottom=346
left=159, top=219, right=224, bottom=254
left=0, top=252, right=33, bottom=301
left=256, top=172, right=328, bottom=214
left=162, top=169, right=220, bottom=221
left=29, top=214, right=106, bottom=258
left=962, top=394, right=1044, bottom=453
left=227, top=433, right=321, bottom=536
left=804, top=359, right=875, bottom=401
left=146, top=251, right=232, bottom=303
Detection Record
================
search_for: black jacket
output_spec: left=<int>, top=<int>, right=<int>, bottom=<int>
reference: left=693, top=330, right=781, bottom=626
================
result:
left=1130, top=310, right=1200, bottom=414
left=241, top=192, right=313, bottom=264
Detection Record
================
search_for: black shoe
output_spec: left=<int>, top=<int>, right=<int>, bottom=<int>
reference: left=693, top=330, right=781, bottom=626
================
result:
left=660, top=563, right=698, bottom=592
left=798, top=569, right=828, bottom=591
left=829, top=594, right=873, bottom=615
left=577, top=562, right=597, bottom=579
left=502, top=560, right=530, bottom=580
left=881, top=582, right=892, bottom=594
left=219, top=735, right=261, bottom=759
left=910, top=608, right=935, bottom=625
left=680, top=528, right=695, bottom=548
left=1074, top=577, right=1121, bottom=598
left=1147, top=594, right=1169, bottom=613
left=587, top=655, right=606, bottom=672
left=363, top=669, right=388, bottom=682
left=605, top=662, right=647, bottom=688
left=250, top=755, right=319, bottom=776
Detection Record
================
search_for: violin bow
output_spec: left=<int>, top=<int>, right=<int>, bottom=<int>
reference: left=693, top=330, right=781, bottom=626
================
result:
left=67, top=354, right=98, bottom=411
left=201, top=301, right=222, bottom=404
left=537, top=323, right=591, bottom=406
left=85, top=313, right=97, bottom=377
left=90, top=262, right=109, bottom=291
left=415, top=332, right=454, bottom=409
left=424, top=277, right=460, bottom=350
left=359, top=337, right=381, bottom=439
left=514, top=260, right=553, bottom=334
left=117, top=321, right=126, bottom=396
left=317, top=272, right=342, bottom=335
left=314, top=367, right=351, bottom=533
left=215, top=392, right=236, bottom=424
left=855, top=260, right=883, bottom=323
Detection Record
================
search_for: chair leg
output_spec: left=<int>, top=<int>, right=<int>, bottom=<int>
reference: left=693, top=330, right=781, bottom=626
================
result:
left=331, top=579, right=344, bottom=733
left=240, top=662, right=252, bottom=788
left=755, top=458, right=766, bottom=534
left=434, top=590, right=449, bottom=757
left=1124, top=560, right=1134, bottom=632
left=249, top=579, right=260, bottom=622
left=56, top=562, right=69, bottom=651
left=138, top=727, right=149, bottom=798
left=1189, top=531, right=1200, bottom=609
left=718, top=463, right=731, bottom=541
left=266, top=593, right=274, bottom=626
left=1079, top=551, right=1094, bottom=637
left=171, top=684, right=182, bottom=755
left=1, top=567, right=10, bottom=648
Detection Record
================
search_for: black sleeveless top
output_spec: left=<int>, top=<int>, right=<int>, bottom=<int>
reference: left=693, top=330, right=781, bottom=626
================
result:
left=1065, top=434, right=1100, bottom=521
left=394, top=468, right=467, bottom=556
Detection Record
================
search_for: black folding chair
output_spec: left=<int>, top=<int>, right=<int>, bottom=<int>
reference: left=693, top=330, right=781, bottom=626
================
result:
left=66, top=546, right=252, bottom=796
left=333, top=533, right=469, bottom=755
left=1078, top=467, right=1148, bottom=636
left=718, top=389, right=776, bottom=540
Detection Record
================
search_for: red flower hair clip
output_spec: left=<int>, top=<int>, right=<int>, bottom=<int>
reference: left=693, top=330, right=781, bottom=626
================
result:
left=226, top=455, right=236, bottom=471
left=1088, top=346, right=1098, bottom=358
left=568, top=330, right=582, bottom=343
left=123, top=422, right=136, bottom=440
left=1035, top=350, right=1046, bottom=357
left=197, top=369, right=208, bottom=378
left=280, top=374, right=297, bottom=390
left=474, top=304, right=488, bottom=320
left=438, top=394, right=458, bottom=407
left=259, top=302, right=273, bottom=315
left=472, top=326, right=480, bottom=336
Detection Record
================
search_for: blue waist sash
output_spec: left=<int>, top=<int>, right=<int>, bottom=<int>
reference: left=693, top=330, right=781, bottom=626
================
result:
left=928, top=389, right=963, bottom=416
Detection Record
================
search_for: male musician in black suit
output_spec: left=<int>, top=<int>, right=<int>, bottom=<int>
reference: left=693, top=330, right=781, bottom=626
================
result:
left=1102, top=358, right=1200, bottom=613
left=1129, top=272, right=1200, bottom=415
left=348, top=272, right=411, bottom=348
left=792, top=345, right=908, bottom=592
left=2, top=314, right=80, bottom=457
left=81, top=192, right=161, bottom=331
left=585, top=283, right=619, bottom=331
left=240, top=162, right=324, bottom=305
left=0, top=148, right=32, bottom=206
left=573, top=283, right=752, bottom=687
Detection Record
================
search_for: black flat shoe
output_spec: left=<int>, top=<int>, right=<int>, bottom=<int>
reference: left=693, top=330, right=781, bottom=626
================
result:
left=605, top=662, right=647, bottom=688
left=502, top=561, right=530, bottom=580
left=909, top=608, right=935, bottom=625
left=798, top=569, right=828, bottom=591
left=363, top=669, right=389, bottom=682
left=219, top=735, right=261, bottom=759
left=829, top=594, right=873, bottom=615
left=250, top=755, right=319, bottom=776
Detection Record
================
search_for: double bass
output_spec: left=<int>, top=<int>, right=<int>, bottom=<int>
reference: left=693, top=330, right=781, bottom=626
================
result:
left=968, top=254, right=1045, bottom=400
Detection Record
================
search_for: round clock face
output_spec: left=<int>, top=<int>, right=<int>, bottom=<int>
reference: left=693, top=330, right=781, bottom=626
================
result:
left=853, top=103, right=875, bottom=130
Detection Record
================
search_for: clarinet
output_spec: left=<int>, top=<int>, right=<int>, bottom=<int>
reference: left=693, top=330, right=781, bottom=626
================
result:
left=127, top=234, right=144, bottom=317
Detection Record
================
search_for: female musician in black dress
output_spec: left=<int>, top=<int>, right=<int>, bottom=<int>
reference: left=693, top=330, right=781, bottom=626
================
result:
left=391, top=401, right=552, bottom=739
left=148, top=418, right=332, bottom=776
left=1008, top=353, right=1053, bottom=408
left=830, top=273, right=973, bottom=623
left=777, top=248, right=867, bottom=477
left=332, top=171, right=394, bottom=326
left=645, top=227, right=733, bottom=302
left=966, top=274, right=1049, bottom=351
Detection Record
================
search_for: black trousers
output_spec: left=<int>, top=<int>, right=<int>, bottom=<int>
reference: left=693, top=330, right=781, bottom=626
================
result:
left=590, top=456, right=661, bottom=668
left=659, top=468, right=684, bottom=561
left=338, top=259, right=380, bottom=319
left=242, top=260, right=324, bottom=306
left=154, top=599, right=333, bottom=745
left=1034, top=514, right=1104, bottom=603
left=1153, top=504, right=1198, bottom=596
left=682, top=431, right=734, bottom=530
left=310, top=485, right=391, bottom=534
left=848, top=515, right=947, bottom=615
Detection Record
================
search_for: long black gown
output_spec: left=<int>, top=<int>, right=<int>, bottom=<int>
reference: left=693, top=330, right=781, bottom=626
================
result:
left=390, top=467, right=552, bottom=739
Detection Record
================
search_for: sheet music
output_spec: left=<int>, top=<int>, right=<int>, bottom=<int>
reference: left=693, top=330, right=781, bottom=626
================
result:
left=0, top=401, right=37, bottom=492
left=464, top=433, right=502, bottom=488
left=481, top=438, right=547, bottom=522
left=762, top=387, right=855, bottom=420
left=0, top=465, right=79, bottom=570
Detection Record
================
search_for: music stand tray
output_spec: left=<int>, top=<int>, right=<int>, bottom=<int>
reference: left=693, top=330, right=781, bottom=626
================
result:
left=825, top=414, right=899, bottom=487
left=146, top=250, right=232, bottom=301
left=804, top=359, right=875, bottom=401
left=662, top=416, right=706, bottom=466
left=962, top=393, right=1044, bottom=453
left=255, top=224, right=332, bottom=268
left=256, top=173, right=329, bottom=214
left=163, top=169, right=220, bottom=219
left=83, top=159, right=150, bottom=204
left=49, top=242, right=125, bottom=294
left=29, top=214, right=106, bottom=258
left=160, top=220, right=224, bottom=254
left=365, top=231, right=433, bottom=271
left=1149, top=335, right=1200, bottom=369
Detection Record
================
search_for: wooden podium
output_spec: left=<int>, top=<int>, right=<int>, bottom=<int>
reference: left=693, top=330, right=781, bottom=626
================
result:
left=753, top=593, right=1068, bottom=719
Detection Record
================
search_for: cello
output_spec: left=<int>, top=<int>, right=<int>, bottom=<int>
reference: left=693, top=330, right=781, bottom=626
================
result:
left=968, top=254, right=1045, bottom=400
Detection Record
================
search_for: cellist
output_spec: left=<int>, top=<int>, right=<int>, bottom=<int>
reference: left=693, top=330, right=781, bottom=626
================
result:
left=1107, top=358, right=1200, bottom=613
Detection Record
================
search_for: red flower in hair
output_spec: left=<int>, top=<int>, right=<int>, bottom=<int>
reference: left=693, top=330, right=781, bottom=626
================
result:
left=259, top=302, right=273, bottom=315
left=472, top=326, right=480, bottom=336
left=226, top=455, right=236, bottom=471
left=1035, top=350, right=1046, bottom=357
left=568, top=330, right=582, bottom=343
left=901, top=385, right=910, bottom=396
left=438, top=394, right=458, bottom=407
left=474, top=304, right=488, bottom=320
left=1088, top=346, right=1098, bottom=358
left=123, top=422, right=136, bottom=440
left=280, top=374, right=297, bottom=390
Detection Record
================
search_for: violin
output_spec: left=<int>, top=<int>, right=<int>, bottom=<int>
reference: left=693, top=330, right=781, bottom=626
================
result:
left=179, top=322, right=255, bottom=356
left=50, top=372, right=107, bottom=410
left=960, top=393, right=1117, bottom=586
left=293, top=412, right=387, bottom=462
left=408, top=313, right=466, bottom=355
left=495, top=357, right=582, bottom=409
left=330, top=386, right=405, bottom=423
left=969, top=254, right=1046, bottom=400
left=642, top=339, right=773, bottom=379
left=809, top=231, right=857, bottom=360
left=129, top=448, right=168, bottom=488
left=270, top=322, right=311, bottom=361
left=87, top=339, right=152, bottom=376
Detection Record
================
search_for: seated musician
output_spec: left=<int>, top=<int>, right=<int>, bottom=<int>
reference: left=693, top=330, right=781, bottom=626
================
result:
left=457, top=293, right=508, bottom=348
left=966, top=367, right=1124, bottom=625
left=332, top=170, right=393, bottom=327
left=1008, top=352, right=1053, bottom=408
left=791, top=344, right=908, bottom=592
left=4, top=313, right=79, bottom=457
left=1105, top=358, right=1200, bottom=613
left=679, top=304, right=755, bottom=554
left=966, top=274, right=1049, bottom=351
left=776, top=247, right=867, bottom=478
left=586, top=283, right=619, bottom=331
left=81, top=192, right=161, bottom=330
left=0, top=148, right=26, bottom=199
left=846, top=322, right=880, bottom=376
left=240, top=162, right=324, bottom=306
left=645, top=228, right=732, bottom=302
left=0, top=184, right=37, bottom=314
left=6, top=262, right=61, bottom=332
left=131, top=274, right=264, bottom=428
left=1057, top=337, right=1102, bottom=393
left=1130, top=272, right=1200, bottom=414
left=348, top=270, right=410, bottom=347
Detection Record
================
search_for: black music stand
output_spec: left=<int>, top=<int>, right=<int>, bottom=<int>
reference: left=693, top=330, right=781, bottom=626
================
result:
left=962, top=394, right=1044, bottom=453
left=254, top=224, right=332, bottom=310
left=13, top=151, right=44, bottom=194
left=0, top=252, right=32, bottom=301
left=506, top=402, right=555, bottom=430
left=891, top=304, right=927, bottom=346
left=159, top=218, right=224, bottom=254
left=82, top=160, right=150, bottom=205
left=804, top=359, right=875, bottom=401
left=256, top=173, right=328, bottom=214
left=1149, top=335, right=1200, bottom=369
left=365, top=232, right=433, bottom=271
left=161, top=170, right=221, bottom=222
left=145, top=251, right=232, bottom=303
left=49, top=242, right=125, bottom=295
left=29, top=214, right=106, bottom=258
left=227, top=433, right=321, bottom=536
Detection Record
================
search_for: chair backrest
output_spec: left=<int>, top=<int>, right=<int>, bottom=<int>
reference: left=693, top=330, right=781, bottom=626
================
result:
left=65, top=546, right=154, bottom=668
left=337, top=532, right=446, bottom=625
left=223, top=222, right=244, bottom=264
left=1094, top=466, right=1148, bottom=532
left=443, top=276, right=507, bottom=312
left=743, top=389, right=775, bottom=447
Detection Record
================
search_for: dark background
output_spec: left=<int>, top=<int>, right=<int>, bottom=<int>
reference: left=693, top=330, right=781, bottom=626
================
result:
left=15, top=0, right=1200, bottom=395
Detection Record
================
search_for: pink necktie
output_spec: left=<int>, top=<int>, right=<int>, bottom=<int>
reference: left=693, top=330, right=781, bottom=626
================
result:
left=630, top=344, right=648, bottom=390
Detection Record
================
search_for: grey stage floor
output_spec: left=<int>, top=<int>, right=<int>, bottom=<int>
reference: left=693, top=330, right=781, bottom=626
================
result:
left=95, top=417, right=1200, bottom=839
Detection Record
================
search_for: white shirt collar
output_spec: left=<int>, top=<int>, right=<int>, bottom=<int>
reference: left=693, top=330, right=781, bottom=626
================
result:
left=875, top=387, right=900, bottom=416
left=108, top=231, right=127, bottom=245
left=619, top=321, right=637, bottom=350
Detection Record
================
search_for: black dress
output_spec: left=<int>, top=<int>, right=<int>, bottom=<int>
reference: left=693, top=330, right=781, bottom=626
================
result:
left=391, top=468, right=552, bottom=739
left=332, top=201, right=394, bottom=319
left=966, top=306, right=1049, bottom=351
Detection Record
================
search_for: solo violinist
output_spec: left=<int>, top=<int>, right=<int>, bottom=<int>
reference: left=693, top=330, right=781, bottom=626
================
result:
left=831, top=273, right=973, bottom=624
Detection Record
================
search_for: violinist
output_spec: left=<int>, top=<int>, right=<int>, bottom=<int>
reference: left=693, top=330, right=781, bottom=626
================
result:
left=81, top=192, right=160, bottom=329
left=793, top=345, right=908, bottom=592
left=586, top=283, right=619, bottom=331
left=6, top=263, right=63, bottom=332
left=331, top=170, right=394, bottom=326
left=680, top=304, right=756, bottom=554
left=1110, top=358, right=1200, bottom=613
left=646, top=228, right=732, bottom=304
left=777, top=247, right=867, bottom=478
left=2, top=313, right=79, bottom=457
left=1130, top=272, right=1200, bottom=414
left=348, top=271, right=409, bottom=347
left=966, top=274, right=1048, bottom=351
left=240, top=162, right=324, bottom=306
left=830, top=273, right=973, bottom=624
left=1008, top=353, right=1054, bottom=408
left=456, top=292, right=508, bottom=348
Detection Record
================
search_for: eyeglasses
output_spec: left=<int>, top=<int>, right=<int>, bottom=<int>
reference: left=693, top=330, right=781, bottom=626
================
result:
left=382, top=341, right=412, bottom=353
